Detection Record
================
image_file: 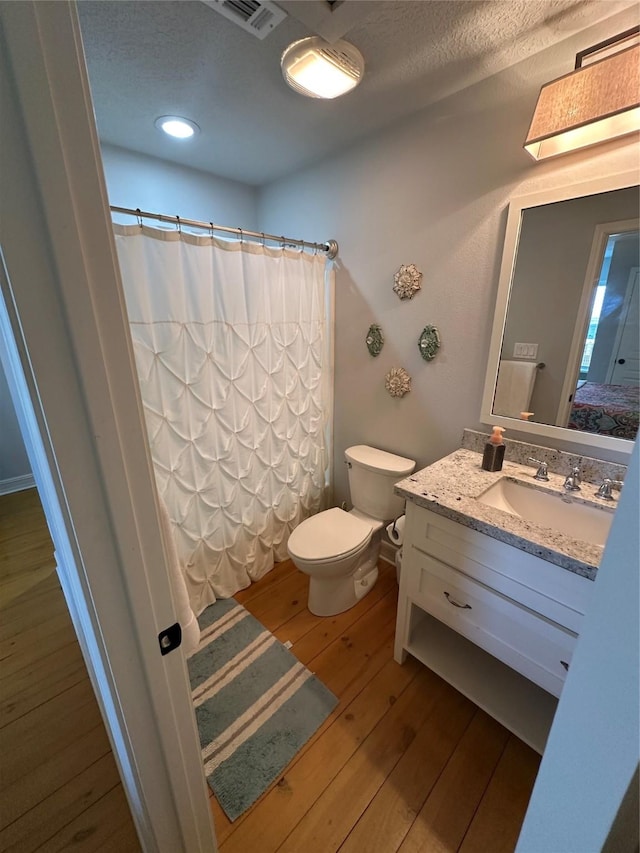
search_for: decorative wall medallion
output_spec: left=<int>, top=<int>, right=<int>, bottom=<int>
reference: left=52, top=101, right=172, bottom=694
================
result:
left=385, top=366, right=411, bottom=397
left=418, top=325, right=441, bottom=361
left=365, top=324, right=384, bottom=357
left=393, top=264, right=423, bottom=300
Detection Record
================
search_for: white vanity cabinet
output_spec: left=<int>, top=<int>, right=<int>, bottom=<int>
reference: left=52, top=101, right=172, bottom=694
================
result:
left=394, top=500, right=594, bottom=753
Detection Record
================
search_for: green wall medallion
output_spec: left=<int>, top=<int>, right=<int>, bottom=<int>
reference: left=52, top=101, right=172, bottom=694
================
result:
left=365, top=324, right=384, bottom=357
left=418, top=325, right=441, bottom=361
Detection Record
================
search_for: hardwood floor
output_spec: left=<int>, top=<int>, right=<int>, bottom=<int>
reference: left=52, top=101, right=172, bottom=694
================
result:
left=0, top=488, right=140, bottom=852
left=211, top=558, right=541, bottom=853
left=0, top=487, right=540, bottom=851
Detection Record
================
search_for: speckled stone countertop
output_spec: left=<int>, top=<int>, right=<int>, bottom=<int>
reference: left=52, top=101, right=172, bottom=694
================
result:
left=394, top=448, right=620, bottom=581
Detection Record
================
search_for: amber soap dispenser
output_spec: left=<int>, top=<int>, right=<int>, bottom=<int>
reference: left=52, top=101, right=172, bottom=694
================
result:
left=482, top=426, right=506, bottom=472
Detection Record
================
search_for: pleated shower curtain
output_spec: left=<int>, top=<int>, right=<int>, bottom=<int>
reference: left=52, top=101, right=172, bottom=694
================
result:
left=114, top=224, right=332, bottom=614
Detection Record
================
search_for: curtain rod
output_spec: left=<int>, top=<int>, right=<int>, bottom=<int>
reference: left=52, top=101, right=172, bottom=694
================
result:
left=110, top=206, right=339, bottom=259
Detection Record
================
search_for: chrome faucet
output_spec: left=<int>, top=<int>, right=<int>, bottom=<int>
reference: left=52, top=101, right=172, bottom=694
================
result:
left=528, top=457, right=549, bottom=481
left=563, top=465, right=582, bottom=491
left=595, top=478, right=624, bottom=501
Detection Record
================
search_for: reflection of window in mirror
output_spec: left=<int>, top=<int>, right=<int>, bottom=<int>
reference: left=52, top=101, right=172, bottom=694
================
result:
left=579, top=283, right=606, bottom=378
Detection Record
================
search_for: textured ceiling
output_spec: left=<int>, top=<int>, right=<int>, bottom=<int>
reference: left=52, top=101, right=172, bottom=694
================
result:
left=78, top=0, right=639, bottom=186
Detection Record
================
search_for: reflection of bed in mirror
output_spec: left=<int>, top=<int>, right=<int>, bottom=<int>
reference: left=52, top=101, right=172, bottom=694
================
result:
left=568, top=382, right=639, bottom=440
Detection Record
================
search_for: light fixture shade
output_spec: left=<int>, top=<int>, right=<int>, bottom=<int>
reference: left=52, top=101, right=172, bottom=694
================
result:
left=524, top=44, right=640, bottom=160
left=281, top=37, right=364, bottom=99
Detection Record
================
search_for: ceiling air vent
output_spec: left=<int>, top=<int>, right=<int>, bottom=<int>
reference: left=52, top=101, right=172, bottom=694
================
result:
left=201, top=0, right=287, bottom=39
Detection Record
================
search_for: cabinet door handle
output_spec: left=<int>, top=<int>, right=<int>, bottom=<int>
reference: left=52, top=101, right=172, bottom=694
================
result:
left=443, top=591, right=472, bottom=610
left=560, top=660, right=570, bottom=671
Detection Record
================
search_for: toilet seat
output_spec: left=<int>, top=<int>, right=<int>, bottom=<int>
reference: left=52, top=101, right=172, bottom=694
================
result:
left=288, top=508, right=373, bottom=564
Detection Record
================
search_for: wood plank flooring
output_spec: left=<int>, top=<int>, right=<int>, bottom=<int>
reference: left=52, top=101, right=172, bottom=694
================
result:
left=1, top=487, right=541, bottom=852
left=0, top=488, right=140, bottom=852
left=211, top=558, right=541, bottom=853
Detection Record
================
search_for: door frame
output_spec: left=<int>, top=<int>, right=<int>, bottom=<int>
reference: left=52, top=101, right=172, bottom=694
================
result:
left=556, top=218, right=639, bottom=426
left=0, top=2, right=215, bottom=850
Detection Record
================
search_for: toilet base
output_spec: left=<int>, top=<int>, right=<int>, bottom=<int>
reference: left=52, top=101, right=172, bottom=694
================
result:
left=307, top=564, right=379, bottom=617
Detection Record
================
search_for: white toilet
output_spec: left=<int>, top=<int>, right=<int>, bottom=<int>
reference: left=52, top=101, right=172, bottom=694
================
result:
left=287, top=445, right=415, bottom=616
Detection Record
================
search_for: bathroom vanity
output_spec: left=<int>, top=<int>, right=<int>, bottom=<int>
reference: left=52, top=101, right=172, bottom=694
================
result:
left=393, top=434, right=624, bottom=754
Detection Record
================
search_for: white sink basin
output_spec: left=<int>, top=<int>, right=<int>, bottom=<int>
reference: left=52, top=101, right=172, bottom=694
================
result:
left=478, top=478, right=613, bottom=547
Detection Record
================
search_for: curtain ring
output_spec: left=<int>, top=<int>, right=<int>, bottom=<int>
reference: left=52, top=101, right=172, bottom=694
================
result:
left=261, top=232, right=266, bottom=248
left=209, top=222, right=214, bottom=239
left=239, top=227, right=243, bottom=244
left=299, top=240, right=304, bottom=254
left=135, top=208, right=143, bottom=228
left=176, top=215, right=181, bottom=233
left=281, top=236, right=286, bottom=253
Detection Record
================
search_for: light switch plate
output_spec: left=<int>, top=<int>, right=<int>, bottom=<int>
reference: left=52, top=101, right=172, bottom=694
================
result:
left=514, top=342, right=539, bottom=359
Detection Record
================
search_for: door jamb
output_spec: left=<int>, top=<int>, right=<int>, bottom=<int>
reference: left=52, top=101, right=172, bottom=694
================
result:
left=0, top=3, right=215, bottom=850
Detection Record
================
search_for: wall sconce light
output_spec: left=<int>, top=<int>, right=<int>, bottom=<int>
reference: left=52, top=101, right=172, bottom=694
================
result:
left=524, top=27, right=640, bottom=161
left=281, top=37, right=364, bottom=99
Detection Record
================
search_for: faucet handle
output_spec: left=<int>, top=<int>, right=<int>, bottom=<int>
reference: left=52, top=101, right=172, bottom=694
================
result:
left=528, top=457, right=549, bottom=481
left=595, top=478, right=624, bottom=500
left=563, top=465, right=582, bottom=491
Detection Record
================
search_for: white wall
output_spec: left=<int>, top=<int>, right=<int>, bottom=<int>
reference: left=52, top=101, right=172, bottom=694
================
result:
left=0, top=359, right=31, bottom=486
left=102, top=143, right=259, bottom=230
left=258, top=48, right=638, bottom=506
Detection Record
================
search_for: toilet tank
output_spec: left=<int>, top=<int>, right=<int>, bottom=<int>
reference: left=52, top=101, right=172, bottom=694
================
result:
left=345, top=445, right=415, bottom=521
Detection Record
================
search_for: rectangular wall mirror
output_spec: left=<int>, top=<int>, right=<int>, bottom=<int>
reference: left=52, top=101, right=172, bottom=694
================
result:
left=482, top=171, right=639, bottom=458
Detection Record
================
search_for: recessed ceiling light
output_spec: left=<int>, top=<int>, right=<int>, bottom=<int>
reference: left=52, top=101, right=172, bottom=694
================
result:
left=281, top=37, right=364, bottom=99
left=155, top=116, right=200, bottom=139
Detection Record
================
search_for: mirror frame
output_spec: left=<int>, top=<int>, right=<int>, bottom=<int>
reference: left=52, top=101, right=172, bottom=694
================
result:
left=481, top=169, right=638, bottom=459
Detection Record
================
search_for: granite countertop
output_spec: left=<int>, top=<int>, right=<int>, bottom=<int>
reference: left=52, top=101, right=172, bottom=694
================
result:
left=394, top=448, right=618, bottom=581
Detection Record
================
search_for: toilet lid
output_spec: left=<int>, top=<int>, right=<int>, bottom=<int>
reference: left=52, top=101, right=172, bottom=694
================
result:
left=288, top=508, right=373, bottom=562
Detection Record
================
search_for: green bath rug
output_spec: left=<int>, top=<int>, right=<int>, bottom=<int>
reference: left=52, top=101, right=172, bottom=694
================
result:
left=188, top=597, right=338, bottom=821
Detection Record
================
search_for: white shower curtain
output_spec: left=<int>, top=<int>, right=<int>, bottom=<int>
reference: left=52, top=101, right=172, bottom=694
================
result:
left=114, top=224, right=332, bottom=614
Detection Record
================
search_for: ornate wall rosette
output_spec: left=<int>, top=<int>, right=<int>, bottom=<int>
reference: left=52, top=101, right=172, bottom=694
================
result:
left=393, top=264, right=423, bottom=300
left=365, top=324, right=384, bottom=357
left=418, top=325, right=441, bottom=361
left=385, top=366, right=411, bottom=397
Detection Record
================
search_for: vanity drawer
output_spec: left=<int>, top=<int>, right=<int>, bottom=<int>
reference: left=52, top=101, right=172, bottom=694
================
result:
left=405, top=502, right=592, bottom=633
left=414, top=552, right=576, bottom=697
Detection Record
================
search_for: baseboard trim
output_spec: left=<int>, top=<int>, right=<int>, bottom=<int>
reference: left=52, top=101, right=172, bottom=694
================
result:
left=0, top=473, right=35, bottom=496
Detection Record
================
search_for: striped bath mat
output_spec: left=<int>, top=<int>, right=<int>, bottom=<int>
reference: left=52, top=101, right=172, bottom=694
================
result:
left=188, top=598, right=338, bottom=821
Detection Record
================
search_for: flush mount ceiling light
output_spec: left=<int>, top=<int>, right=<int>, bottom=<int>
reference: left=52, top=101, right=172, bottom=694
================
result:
left=155, top=116, right=200, bottom=139
left=524, top=27, right=640, bottom=161
left=281, top=37, right=364, bottom=99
